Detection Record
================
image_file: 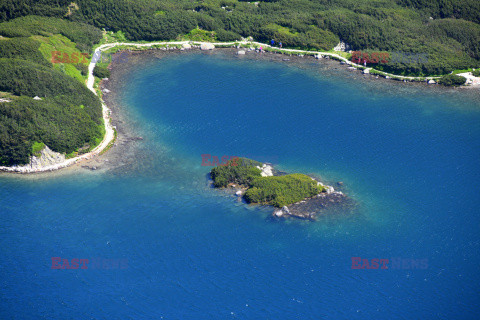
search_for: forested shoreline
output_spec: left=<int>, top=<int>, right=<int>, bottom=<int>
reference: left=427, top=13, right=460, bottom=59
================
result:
left=0, top=0, right=479, bottom=166
left=1, top=0, right=479, bottom=76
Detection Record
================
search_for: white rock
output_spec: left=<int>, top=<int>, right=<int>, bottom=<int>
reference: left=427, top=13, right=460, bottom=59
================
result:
left=256, top=164, right=274, bottom=177
left=182, top=43, right=192, bottom=49
left=274, top=210, right=283, bottom=217
left=200, top=43, right=215, bottom=50
left=237, top=50, right=246, bottom=55
left=33, top=96, right=42, bottom=100
left=27, top=145, right=65, bottom=170
left=325, top=186, right=335, bottom=194
left=363, top=68, right=370, bottom=74
left=333, top=41, right=352, bottom=52
left=274, top=205, right=290, bottom=217
left=235, top=190, right=243, bottom=196
left=428, top=80, right=436, bottom=84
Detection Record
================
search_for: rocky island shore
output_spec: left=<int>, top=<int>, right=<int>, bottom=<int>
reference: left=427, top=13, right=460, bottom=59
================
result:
left=210, top=158, right=352, bottom=220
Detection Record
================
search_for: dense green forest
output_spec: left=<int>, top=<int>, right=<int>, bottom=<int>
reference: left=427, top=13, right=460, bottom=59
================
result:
left=1, top=0, right=479, bottom=75
left=244, top=174, right=325, bottom=208
left=211, top=158, right=263, bottom=188
left=0, top=16, right=103, bottom=166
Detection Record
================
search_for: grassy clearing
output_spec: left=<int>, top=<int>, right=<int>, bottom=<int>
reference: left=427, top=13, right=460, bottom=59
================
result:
left=34, top=34, right=88, bottom=82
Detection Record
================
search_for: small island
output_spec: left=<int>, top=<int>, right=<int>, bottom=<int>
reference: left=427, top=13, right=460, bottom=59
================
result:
left=210, top=157, right=347, bottom=220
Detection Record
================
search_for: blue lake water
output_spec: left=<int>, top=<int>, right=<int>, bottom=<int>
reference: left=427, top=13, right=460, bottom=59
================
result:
left=1, top=51, right=480, bottom=319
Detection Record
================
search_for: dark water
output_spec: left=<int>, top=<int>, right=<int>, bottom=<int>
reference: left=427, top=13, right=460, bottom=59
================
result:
left=1, top=51, right=479, bottom=319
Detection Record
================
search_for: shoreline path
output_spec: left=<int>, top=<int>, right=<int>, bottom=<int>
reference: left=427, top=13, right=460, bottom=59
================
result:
left=0, top=40, right=476, bottom=173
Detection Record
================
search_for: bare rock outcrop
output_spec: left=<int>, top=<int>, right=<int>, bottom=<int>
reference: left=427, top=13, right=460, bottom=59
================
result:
left=0, top=145, right=66, bottom=173
left=28, top=146, right=66, bottom=170
left=256, top=164, right=274, bottom=177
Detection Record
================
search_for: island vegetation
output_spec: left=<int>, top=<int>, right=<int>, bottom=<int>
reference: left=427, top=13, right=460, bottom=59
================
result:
left=211, top=158, right=325, bottom=207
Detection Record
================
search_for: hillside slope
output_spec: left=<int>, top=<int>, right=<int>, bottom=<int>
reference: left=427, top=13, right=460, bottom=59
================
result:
left=0, top=16, right=103, bottom=166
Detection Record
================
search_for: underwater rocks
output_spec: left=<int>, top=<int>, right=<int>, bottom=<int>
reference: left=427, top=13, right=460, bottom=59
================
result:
left=271, top=183, right=351, bottom=220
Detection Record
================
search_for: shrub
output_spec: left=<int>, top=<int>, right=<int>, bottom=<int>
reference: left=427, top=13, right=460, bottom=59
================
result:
left=93, top=65, right=110, bottom=78
left=244, top=174, right=325, bottom=207
left=215, top=29, right=242, bottom=41
left=438, top=74, right=467, bottom=86
left=210, top=158, right=263, bottom=188
left=0, top=16, right=102, bottom=51
left=0, top=37, right=50, bottom=67
left=182, top=27, right=216, bottom=41
left=74, top=63, right=88, bottom=76
left=31, top=142, right=45, bottom=156
left=0, top=58, right=101, bottom=119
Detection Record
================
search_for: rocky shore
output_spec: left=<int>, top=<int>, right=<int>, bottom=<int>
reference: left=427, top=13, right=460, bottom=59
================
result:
left=0, top=145, right=85, bottom=173
left=272, top=180, right=351, bottom=220
left=273, top=190, right=353, bottom=220
left=222, top=162, right=353, bottom=220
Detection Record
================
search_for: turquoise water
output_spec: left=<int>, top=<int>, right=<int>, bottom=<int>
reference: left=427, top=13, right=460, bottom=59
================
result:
left=1, top=51, right=479, bottom=319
